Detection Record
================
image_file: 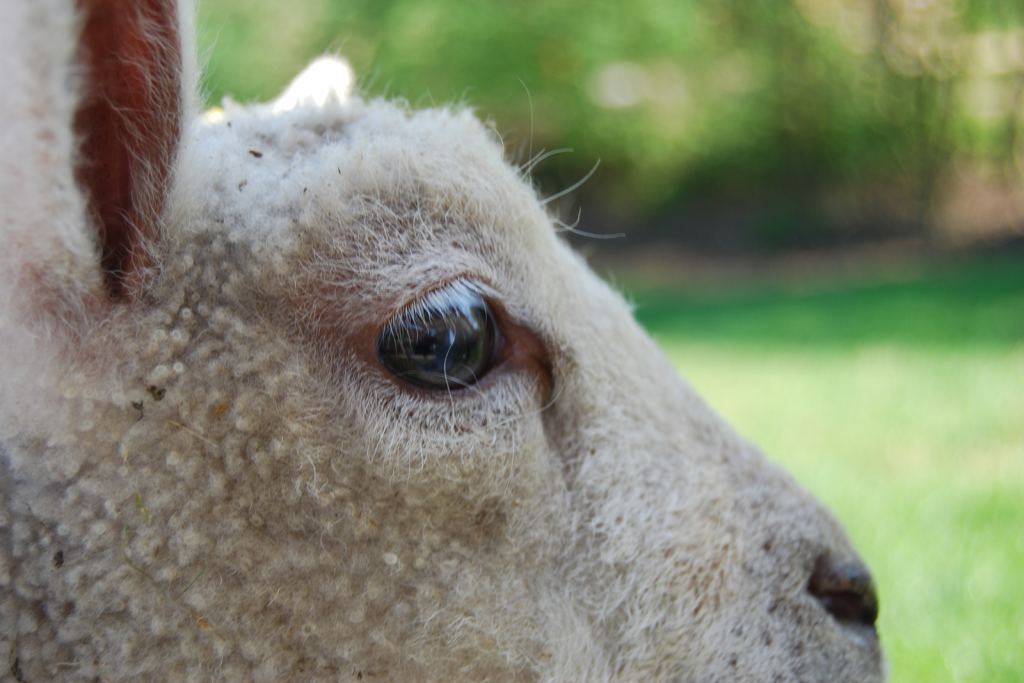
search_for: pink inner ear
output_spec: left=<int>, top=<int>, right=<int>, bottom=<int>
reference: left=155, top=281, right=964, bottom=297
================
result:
left=74, top=0, right=181, bottom=299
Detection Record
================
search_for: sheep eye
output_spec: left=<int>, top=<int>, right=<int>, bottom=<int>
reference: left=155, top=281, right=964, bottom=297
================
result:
left=377, top=283, right=498, bottom=391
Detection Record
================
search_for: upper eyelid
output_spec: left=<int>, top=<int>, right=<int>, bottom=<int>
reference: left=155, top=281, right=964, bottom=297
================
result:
left=389, top=278, right=499, bottom=327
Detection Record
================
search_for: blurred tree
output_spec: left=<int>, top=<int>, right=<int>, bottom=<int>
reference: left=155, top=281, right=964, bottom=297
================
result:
left=197, top=0, right=1024, bottom=248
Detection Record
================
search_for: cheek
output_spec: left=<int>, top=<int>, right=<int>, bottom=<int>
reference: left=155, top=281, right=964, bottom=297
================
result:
left=341, top=372, right=553, bottom=505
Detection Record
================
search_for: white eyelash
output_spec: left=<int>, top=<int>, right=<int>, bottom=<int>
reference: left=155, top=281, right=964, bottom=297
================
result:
left=391, top=278, right=498, bottom=329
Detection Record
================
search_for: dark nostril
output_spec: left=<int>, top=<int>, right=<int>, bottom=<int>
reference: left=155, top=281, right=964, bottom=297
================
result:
left=808, top=556, right=879, bottom=629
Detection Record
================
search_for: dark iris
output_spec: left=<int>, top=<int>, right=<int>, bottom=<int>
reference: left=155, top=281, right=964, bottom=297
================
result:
left=377, top=285, right=498, bottom=390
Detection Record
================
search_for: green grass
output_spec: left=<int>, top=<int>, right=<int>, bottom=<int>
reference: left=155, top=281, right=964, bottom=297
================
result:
left=632, top=255, right=1024, bottom=350
left=622, top=252, right=1024, bottom=682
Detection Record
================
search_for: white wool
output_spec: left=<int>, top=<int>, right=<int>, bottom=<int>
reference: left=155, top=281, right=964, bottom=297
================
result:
left=271, top=56, right=355, bottom=113
left=0, top=1, right=884, bottom=681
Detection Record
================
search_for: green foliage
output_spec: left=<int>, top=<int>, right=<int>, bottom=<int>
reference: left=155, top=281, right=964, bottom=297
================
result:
left=622, top=254, right=1024, bottom=682
left=196, top=0, right=1024, bottom=223
left=960, top=0, right=1024, bottom=31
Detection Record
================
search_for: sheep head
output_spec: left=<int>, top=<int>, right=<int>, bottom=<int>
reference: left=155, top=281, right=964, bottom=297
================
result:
left=0, top=0, right=883, bottom=681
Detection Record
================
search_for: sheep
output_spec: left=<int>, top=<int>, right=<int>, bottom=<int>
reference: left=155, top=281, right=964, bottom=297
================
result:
left=0, top=0, right=883, bottom=680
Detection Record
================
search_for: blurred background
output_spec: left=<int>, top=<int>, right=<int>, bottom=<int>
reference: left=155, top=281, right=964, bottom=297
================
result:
left=196, top=0, right=1023, bottom=680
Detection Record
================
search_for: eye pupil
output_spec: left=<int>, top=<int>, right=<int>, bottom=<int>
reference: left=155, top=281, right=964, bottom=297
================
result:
left=377, top=284, right=498, bottom=390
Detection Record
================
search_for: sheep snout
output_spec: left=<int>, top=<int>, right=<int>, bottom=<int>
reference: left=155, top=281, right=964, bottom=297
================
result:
left=808, top=555, right=880, bottom=629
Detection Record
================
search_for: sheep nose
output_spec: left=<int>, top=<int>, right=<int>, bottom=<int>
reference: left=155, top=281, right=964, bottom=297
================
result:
left=808, top=556, right=879, bottom=629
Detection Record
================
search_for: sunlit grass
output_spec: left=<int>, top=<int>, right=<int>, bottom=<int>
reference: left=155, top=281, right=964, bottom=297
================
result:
left=623, top=253, right=1024, bottom=683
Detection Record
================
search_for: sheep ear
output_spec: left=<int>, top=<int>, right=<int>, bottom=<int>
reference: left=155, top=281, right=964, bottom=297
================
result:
left=74, top=0, right=186, bottom=297
left=0, top=0, right=187, bottom=331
